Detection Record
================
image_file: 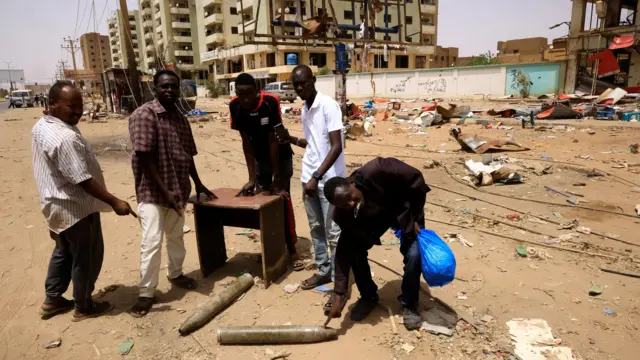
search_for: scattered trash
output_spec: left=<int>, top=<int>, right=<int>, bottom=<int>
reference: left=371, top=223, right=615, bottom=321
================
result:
left=481, top=314, right=494, bottom=323
left=42, top=338, right=61, bottom=349
left=236, top=230, right=257, bottom=239
left=506, top=214, right=521, bottom=221
left=119, top=337, right=134, bottom=355
left=552, top=212, right=562, bottom=217
left=282, top=283, right=300, bottom=294
left=313, top=285, right=333, bottom=294
left=527, top=247, right=552, bottom=260
left=576, top=226, right=592, bottom=235
left=588, top=284, right=603, bottom=296
left=557, top=219, right=579, bottom=230
left=457, top=295, right=468, bottom=300
left=636, top=204, right=640, bottom=216
left=451, top=126, right=528, bottom=154
left=401, top=343, right=415, bottom=354
left=603, top=308, right=616, bottom=316
left=540, top=155, right=553, bottom=159
left=444, top=232, right=474, bottom=247
left=536, top=103, right=582, bottom=120
left=507, top=318, right=574, bottom=360
left=423, top=160, right=441, bottom=169
left=95, top=284, right=120, bottom=299
left=544, top=186, right=579, bottom=205
left=420, top=322, right=454, bottom=336
left=631, top=143, right=639, bottom=154
left=464, top=159, right=522, bottom=186
left=516, top=245, right=528, bottom=257
left=573, top=182, right=587, bottom=187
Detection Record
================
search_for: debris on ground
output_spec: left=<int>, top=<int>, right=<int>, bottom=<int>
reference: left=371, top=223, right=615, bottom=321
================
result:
left=544, top=186, right=579, bottom=205
left=282, top=283, right=300, bottom=294
left=603, top=308, right=616, bottom=316
left=464, top=159, right=522, bottom=186
left=636, top=204, right=640, bottom=216
left=42, top=338, right=61, bottom=349
left=576, top=226, right=591, bottom=235
left=630, top=143, right=639, bottom=154
left=95, top=284, right=120, bottom=299
left=119, top=337, right=134, bottom=355
left=451, top=126, right=529, bottom=154
left=423, top=159, right=441, bottom=169
left=516, top=245, right=528, bottom=257
left=557, top=219, right=579, bottom=230
left=444, top=232, right=474, bottom=247
left=236, top=230, right=258, bottom=239
left=400, top=343, right=415, bottom=354
left=505, top=214, right=521, bottom=221
left=507, top=318, right=574, bottom=360
left=589, top=284, right=604, bottom=296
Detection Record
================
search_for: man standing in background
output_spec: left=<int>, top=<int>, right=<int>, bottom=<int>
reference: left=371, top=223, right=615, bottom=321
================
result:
left=277, top=65, right=346, bottom=290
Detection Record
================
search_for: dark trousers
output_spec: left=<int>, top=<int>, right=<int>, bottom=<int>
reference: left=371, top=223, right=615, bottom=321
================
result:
left=255, top=156, right=296, bottom=255
left=352, top=212, right=425, bottom=310
left=45, top=213, right=104, bottom=311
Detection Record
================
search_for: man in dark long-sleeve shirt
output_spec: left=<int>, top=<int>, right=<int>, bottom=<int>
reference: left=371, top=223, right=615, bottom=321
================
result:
left=323, top=157, right=430, bottom=330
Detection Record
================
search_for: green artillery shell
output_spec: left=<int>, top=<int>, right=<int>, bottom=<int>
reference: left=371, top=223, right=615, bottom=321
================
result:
left=217, top=325, right=339, bottom=345
left=178, top=273, right=254, bottom=335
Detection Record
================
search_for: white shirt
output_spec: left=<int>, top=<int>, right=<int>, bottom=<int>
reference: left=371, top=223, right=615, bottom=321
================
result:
left=300, top=91, right=347, bottom=187
left=32, top=115, right=111, bottom=233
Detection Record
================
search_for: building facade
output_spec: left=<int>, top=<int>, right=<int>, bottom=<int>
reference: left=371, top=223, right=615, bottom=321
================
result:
left=80, top=32, right=112, bottom=72
left=565, top=0, right=640, bottom=92
left=431, top=46, right=459, bottom=68
left=138, top=0, right=208, bottom=82
left=107, top=10, right=143, bottom=70
left=195, top=0, right=439, bottom=90
left=496, top=37, right=549, bottom=64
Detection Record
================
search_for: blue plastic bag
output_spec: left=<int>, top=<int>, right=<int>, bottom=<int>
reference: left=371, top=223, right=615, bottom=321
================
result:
left=393, top=228, right=456, bottom=287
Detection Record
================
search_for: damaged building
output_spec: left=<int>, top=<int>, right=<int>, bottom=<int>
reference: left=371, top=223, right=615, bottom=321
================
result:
left=565, top=0, right=640, bottom=93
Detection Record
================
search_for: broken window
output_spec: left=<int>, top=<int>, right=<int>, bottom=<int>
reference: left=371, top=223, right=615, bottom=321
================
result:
left=266, top=53, right=276, bottom=67
left=374, top=54, right=388, bottom=68
left=416, top=56, right=427, bottom=68
left=344, top=10, right=353, bottom=20
left=310, top=53, right=327, bottom=67
left=230, top=7, right=237, bottom=14
left=396, top=55, right=409, bottom=68
left=406, top=16, right=413, bottom=25
left=231, top=26, right=238, bottom=34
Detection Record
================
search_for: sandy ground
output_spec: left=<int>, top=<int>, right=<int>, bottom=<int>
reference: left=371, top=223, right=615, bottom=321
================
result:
left=0, top=99, right=639, bottom=360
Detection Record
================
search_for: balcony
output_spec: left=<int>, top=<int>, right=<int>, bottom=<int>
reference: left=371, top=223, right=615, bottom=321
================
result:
left=146, top=56, right=155, bottom=64
left=238, top=20, right=256, bottom=34
left=204, top=0, right=223, bottom=6
left=420, top=4, right=436, bottom=14
left=170, top=7, right=190, bottom=15
left=154, top=11, right=162, bottom=20
left=142, top=7, right=151, bottom=16
left=175, top=50, right=194, bottom=56
left=109, top=27, right=117, bottom=35
left=205, top=33, right=224, bottom=44
left=173, top=35, right=193, bottom=43
left=131, top=29, right=137, bottom=35
left=421, top=25, right=436, bottom=35
left=236, top=0, right=253, bottom=13
left=204, top=13, right=224, bottom=26
left=172, top=21, right=191, bottom=29
left=144, top=32, right=153, bottom=40
left=143, top=20, right=154, bottom=29
left=146, top=44, right=155, bottom=53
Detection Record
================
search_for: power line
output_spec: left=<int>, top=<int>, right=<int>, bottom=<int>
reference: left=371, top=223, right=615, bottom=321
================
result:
left=75, top=0, right=91, bottom=38
left=73, top=0, right=81, bottom=39
left=96, top=0, right=110, bottom=27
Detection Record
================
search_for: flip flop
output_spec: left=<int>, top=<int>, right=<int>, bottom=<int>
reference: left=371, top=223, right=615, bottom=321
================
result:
left=39, top=298, right=74, bottom=320
left=300, top=273, right=331, bottom=290
left=168, top=275, right=198, bottom=290
left=292, top=260, right=305, bottom=272
left=129, top=297, right=154, bottom=318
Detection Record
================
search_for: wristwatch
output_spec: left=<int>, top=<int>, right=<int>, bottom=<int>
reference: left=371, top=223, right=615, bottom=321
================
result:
left=312, top=171, right=323, bottom=181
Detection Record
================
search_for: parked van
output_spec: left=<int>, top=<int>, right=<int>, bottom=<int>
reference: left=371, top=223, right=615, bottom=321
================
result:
left=264, top=82, right=297, bottom=103
left=10, top=90, right=34, bottom=108
left=229, top=82, right=236, bottom=97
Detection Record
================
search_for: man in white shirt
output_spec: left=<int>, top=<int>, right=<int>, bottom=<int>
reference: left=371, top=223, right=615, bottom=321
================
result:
left=32, top=81, right=135, bottom=321
left=279, top=65, right=346, bottom=290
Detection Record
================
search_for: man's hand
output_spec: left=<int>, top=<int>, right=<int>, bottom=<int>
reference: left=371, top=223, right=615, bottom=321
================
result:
left=270, top=183, right=289, bottom=198
left=195, top=182, right=217, bottom=202
left=275, top=127, right=291, bottom=144
left=414, top=223, right=422, bottom=235
left=304, top=178, right=319, bottom=197
left=165, top=191, right=183, bottom=216
left=323, top=294, right=343, bottom=327
left=236, top=181, right=256, bottom=197
left=112, top=199, right=137, bottom=218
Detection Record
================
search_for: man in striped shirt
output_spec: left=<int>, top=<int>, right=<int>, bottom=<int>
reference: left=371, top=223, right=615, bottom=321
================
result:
left=32, top=81, right=135, bottom=321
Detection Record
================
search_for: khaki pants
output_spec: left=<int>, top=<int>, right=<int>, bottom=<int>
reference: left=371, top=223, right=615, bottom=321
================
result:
left=138, top=202, right=186, bottom=298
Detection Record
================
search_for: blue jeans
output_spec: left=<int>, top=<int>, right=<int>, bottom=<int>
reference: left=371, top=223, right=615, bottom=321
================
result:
left=398, top=238, right=422, bottom=310
left=303, top=184, right=341, bottom=279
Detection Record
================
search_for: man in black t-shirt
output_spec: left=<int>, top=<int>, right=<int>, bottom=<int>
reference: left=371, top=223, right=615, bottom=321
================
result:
left=230, top=73, right=297, bottom=256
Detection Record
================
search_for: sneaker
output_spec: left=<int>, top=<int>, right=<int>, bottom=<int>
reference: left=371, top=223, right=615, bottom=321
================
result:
left=349, top=296, right=379, bottom=321
left=403, top=307, right=422, bottom=330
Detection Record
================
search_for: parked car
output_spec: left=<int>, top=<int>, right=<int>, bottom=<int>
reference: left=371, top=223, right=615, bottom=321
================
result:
left=264, top=82, right=297, bottom=103
left=10, top=90, right=34, bottom=107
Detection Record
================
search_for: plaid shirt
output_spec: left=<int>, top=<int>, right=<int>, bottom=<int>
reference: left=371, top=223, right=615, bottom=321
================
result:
left=129, top=99, right=197, bottom=209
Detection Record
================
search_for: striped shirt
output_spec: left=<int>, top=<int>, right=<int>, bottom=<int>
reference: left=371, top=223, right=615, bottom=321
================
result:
left=32, top=115, right=111, bottom=234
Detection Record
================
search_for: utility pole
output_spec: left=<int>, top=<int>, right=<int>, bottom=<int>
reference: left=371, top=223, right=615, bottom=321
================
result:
left=4, top=62, right=14, bottom=92
left=58, top=60, right=68, bottom=80
left=61, top=37, right=80, bottom=84
left=119, top=0, right=142, bottom=108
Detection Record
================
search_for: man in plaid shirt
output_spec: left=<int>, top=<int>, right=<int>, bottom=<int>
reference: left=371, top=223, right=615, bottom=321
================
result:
left=128, top=69, right=216, bottom=317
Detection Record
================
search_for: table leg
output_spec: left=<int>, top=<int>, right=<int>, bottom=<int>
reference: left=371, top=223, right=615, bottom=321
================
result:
left=259, top=199, right=288, bottom=288
left=193, top=204, right=228, bottom=277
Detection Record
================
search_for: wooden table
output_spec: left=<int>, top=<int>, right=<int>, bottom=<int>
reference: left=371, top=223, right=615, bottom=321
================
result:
left=188, top=188, right=288, bottom=288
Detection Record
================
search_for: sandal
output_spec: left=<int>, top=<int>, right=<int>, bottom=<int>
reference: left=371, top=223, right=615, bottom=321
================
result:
left=39, top=297, right=74, bottom=320
left=168, top=275, right=198, bottom=290
left=129, top=297, right=154, bottom=318
left=292, top=260, right=305, bottom=272
left=72, top=301, right=114, bottom=322
left=300, top=273, right=331, bottom=290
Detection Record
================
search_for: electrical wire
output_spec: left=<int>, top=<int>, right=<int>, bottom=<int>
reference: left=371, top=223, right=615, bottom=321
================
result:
left=75, top=0, right=91, bottom=39
left=73, top=0, right=82, bottom=40
left=113, top=0, right=139, bottom=108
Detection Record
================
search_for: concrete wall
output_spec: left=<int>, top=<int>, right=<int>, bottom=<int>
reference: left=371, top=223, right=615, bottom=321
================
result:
left=314, top=62, right=565, bottom=99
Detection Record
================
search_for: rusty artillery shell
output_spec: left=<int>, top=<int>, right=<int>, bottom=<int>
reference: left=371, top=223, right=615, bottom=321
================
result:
left=178, top=273, right=254, bottom=335
left=217, top=325, right=338, bottom=345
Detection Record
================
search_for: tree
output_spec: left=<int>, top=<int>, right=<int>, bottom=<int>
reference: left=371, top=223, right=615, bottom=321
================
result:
left=318, top=66, right=331, bottom=75
left=465, top=51, right=501, bottom=66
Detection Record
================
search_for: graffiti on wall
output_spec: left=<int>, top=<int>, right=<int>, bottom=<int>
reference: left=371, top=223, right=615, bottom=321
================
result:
left=390, top=76, right=413, bottom=93
left=418, top=78, right=447, bottom=93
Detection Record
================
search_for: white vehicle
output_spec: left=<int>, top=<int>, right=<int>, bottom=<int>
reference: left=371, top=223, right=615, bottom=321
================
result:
left=10, top=90, right=34, bottom=107
left=229, top=81, right=236, bottom=97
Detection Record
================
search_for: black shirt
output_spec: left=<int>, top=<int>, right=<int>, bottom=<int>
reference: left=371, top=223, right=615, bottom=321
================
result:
left=332, top=157, right=431, bottom=295
left=229, top=91, right=293, bottom=163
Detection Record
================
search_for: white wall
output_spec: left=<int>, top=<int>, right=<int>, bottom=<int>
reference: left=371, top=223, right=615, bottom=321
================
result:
left=315, top=65, right=509, bottom=99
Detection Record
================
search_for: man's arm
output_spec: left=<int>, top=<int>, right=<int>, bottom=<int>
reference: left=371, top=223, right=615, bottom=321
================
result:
left=288, top=134, right=308, bottom=148
left=387, top=159, right=428, bottom=241
left=267, top=132, right=283, bottom=192
left=78, top=178, right=134, bottom=216
left=137, top=151, right=177, bottom=209
left=315, top=130, right=342, bottom=177
left=189, top=157, right=216, bottom=201
left=240, top=132, right=256, bottom=183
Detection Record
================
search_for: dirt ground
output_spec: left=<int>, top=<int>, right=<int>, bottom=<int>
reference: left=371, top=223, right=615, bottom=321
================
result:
left=1, top=97, right=639, bottom=360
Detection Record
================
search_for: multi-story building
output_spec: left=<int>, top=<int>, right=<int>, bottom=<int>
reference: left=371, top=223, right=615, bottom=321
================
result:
left=80, top=32, right=112, bottom=72
left=196, top=0, right=439, bottom=90
left=107, top=10, right=143, bottom=70
left=138, top=0, right=208, bottom=82
left=564, top=0, right=640, bottom=92
left=496, top=37, right=549, bottom=64
left=431, top=46, right=459, bottom=68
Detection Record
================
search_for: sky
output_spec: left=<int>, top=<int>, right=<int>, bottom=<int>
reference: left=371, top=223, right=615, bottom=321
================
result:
left=0, top=0, right=574, bottom=85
